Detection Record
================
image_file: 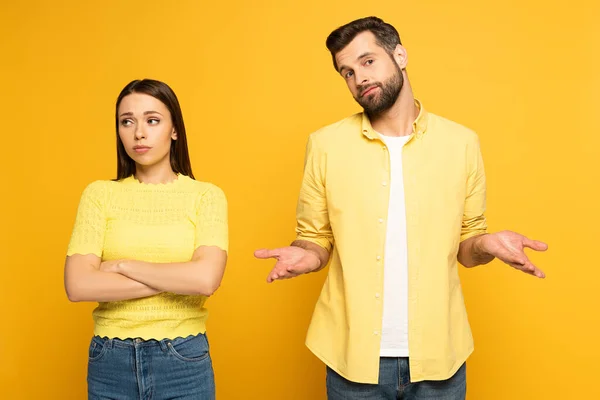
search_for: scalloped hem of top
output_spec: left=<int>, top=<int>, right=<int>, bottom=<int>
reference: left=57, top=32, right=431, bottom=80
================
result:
left=93, top=331, right=208, bottom=342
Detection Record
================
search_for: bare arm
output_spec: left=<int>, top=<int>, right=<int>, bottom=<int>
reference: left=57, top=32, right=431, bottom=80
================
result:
left=458, top=230, right=547, bottom=278
left=106, top=246, right=227, bottom=296
left=64, top=254, right=161, bottom=302
left=457, top=138, right=547, bottom=278
left=254, top=242, right=328, bottom=283
left=458, top=234, right=494, bottom=268
left=290, top=239, right=330, bottom=272
left=254, top=135, right=333, bottom=283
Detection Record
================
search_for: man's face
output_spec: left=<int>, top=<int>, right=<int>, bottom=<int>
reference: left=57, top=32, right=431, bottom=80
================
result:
left=335, top=31, right=405, bottom=116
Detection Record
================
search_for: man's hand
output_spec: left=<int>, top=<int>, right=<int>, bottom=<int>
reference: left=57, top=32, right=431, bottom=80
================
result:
left=476, top=231, right=548, bottom=278
left=254, top=246, right=322, bottom=283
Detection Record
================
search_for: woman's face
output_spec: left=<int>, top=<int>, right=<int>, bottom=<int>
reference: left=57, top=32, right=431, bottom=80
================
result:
left=117, top=93, right=177, bottom=170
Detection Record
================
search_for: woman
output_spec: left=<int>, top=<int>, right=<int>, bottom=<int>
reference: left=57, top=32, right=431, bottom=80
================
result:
left=64, top=79, right=228, bottom=399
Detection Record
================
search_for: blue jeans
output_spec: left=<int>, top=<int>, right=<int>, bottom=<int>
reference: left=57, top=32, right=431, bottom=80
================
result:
left=87, top=333, right=215, bottom=400
left=327, top=358, right=466, bottom=400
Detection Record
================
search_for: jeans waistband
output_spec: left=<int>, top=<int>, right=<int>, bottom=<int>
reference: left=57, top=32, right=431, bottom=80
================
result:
left=92, top=333, right=203, bottom=350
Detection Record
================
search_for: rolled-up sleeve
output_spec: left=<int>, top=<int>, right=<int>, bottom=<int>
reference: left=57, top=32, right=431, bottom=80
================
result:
left=460, top=136, right=488, bottom=242
left=295, top=134, right=334, bottom=252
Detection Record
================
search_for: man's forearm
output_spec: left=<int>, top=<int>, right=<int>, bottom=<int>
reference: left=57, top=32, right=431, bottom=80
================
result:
left=458, top=234, right=495, bottom=267
left=291, top=240, right=330, bottom=271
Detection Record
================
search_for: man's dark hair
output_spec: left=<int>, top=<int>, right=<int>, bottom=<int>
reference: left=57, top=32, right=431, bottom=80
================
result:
left=325, top=16, right=402, bottom=71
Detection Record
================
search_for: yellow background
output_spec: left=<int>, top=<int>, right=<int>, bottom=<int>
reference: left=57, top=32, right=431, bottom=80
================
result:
left=1, top=0, right=598, bottom=398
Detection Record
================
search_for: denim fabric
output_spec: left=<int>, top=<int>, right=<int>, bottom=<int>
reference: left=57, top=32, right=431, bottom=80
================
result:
left=327, top=358, right=466, bottom=400
left=88, top=333, right=215, bottom=400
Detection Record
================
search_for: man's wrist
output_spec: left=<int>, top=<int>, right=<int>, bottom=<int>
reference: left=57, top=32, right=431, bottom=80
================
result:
left=474, top=234, right=488, bottom=255
left=306, top=249, right=323, bottom=271
left=291, top=240, right=324, bottom=271
left=473, top=233, right=495, bottom=264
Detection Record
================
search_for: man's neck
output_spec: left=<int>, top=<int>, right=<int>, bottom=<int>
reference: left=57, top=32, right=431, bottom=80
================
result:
left=370, top=81, right=418, bottom=137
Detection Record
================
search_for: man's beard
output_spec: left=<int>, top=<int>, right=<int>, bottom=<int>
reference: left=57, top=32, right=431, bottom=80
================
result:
left=355, top=65, right=403, bottom=117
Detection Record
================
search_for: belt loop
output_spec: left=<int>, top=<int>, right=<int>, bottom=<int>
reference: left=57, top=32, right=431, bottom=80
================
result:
left=159, top=339, right=169, bottom=352
left=106, top=338, right=113, bottom=350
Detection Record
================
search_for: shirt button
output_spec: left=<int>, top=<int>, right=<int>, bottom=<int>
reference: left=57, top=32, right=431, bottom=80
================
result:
left=378, top=218, right=384, bottom=223
left=374, top=331, right=380, bottom=336
left=375, top=293, right=380, bottom=298
left=382, top=181, right=387, bottom=186
left=376, top=255, right=381, bottom=261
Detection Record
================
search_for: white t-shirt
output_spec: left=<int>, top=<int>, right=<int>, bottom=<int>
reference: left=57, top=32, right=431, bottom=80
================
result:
left=378, top=133, right=412, bottom=357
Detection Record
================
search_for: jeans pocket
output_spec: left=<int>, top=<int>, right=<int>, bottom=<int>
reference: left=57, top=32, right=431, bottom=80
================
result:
left=88, top=337, right=108, bottom=363
left=167, top=334, right=210, bottom=362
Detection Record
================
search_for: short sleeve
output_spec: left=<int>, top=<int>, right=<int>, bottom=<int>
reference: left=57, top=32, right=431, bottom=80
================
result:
left=194, top=185, right=229, bottom=252
left=66, top=181, right=107, bottom=257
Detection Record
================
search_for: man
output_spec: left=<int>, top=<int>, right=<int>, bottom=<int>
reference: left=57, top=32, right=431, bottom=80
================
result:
left=255, top=16, right=547, bottom=399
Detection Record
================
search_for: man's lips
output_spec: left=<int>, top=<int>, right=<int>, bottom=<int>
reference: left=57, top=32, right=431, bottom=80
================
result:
left=361, top=86, right=378, bottom=97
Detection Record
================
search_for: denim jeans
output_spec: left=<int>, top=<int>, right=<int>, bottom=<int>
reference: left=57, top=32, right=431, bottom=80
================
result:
left=87, top=333, right=215, bottom=400
left=326, top=358, right=466, bottom=400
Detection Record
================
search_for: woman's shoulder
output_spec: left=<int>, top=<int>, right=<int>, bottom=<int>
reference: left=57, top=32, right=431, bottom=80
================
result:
left=179, top=177, right=227, bottom=207
left=80, top=179, right=116, bottom=194
left=181, top=176, right=223, bottom=193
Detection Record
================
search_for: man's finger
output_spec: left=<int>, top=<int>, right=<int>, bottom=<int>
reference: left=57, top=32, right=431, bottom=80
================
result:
left=523, top=238, right=548, bottom=252
left=266, top=266, right=289, bottom=283
left=507, top=252, right=527, bottom=266
left=525, top=261, right=546, bottom=278
left=522, top=261, right=536, bottom=273
left=267, top=272, right=278, bottom=283
left=508, top=261, right=545, bottom=278
left=266, top=268, right=278, bottom=283
left=508, top=261, right=533, bottom=273
left=532, top=267, right=546, bottom=278
left=494, top=247, right=525, bottom=266
left=254, top=248, right=281, bottom=259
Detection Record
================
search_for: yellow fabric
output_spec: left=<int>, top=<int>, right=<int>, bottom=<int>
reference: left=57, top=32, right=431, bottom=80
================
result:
left=296, top=101, right=487, bottom=383
left=67, top=174, right=228, bottom=340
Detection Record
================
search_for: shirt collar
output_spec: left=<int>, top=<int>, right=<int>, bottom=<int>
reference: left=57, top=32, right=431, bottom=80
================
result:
left=361, top=99, right=428, bottom=140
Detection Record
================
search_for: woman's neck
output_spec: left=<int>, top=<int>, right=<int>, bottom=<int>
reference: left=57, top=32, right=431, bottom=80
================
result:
left=134, top=162, right=177, bottom=184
